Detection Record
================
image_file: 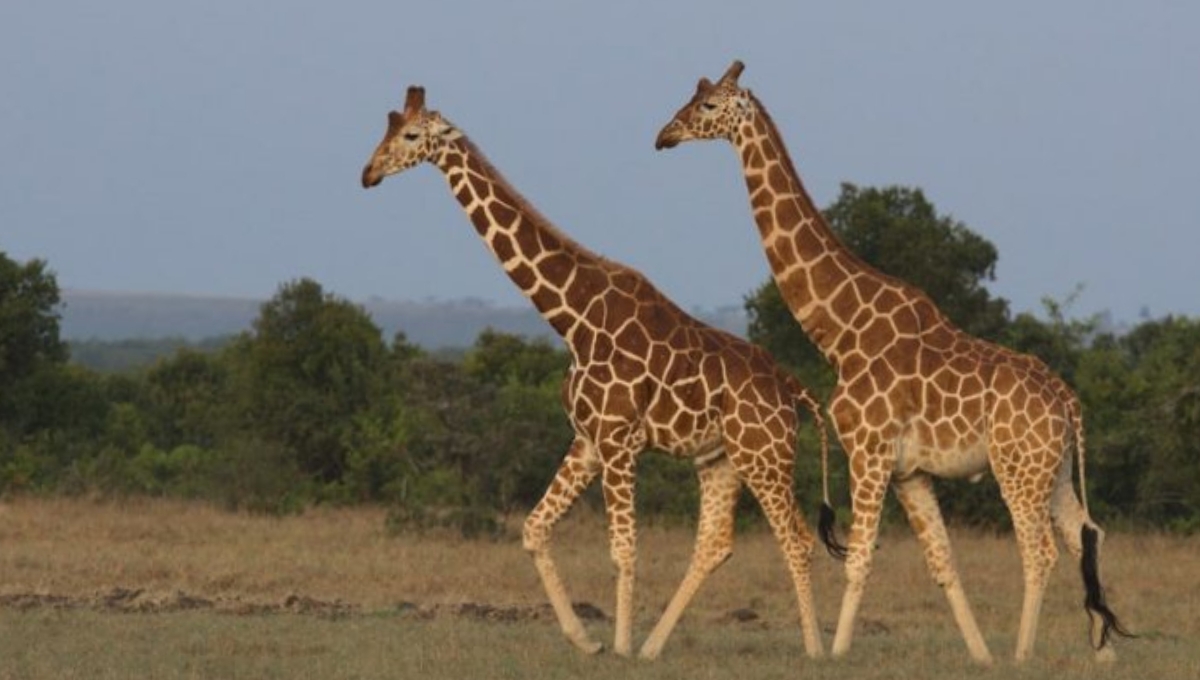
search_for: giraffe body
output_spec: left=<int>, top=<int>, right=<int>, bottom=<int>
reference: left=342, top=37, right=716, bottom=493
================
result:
left=362, top=86, right=830, bottom=659
left=655, top=61, right=1129, bottom=663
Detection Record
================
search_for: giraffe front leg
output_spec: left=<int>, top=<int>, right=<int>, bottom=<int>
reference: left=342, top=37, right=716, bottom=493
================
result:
left=893, top=473, right=993, bottom=664
left=600, top=449, right=639, bottom=657
left=523, top=438, right=603, bottom=654
left=639, top=455, right=741, bottom=660
left=831, top=445, right=891, bottom=658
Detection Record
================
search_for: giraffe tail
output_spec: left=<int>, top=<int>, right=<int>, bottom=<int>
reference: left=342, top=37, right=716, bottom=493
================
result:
left=788, top=376, right=846, bottom=560
left=1070, top=397, right=1134, bottom=648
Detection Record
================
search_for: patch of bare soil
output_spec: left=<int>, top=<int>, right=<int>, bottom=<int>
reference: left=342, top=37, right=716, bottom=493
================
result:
left=0, top=591, right=898, bottom=637
left=0, top=588, right=607, bottom=623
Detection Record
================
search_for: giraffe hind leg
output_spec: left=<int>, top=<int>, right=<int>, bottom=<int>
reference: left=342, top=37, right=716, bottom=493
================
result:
left=736, top=452, right=824, bottom=658
left=1049, top=459, right=1131, bottom=657
left=893, top=474, right=994, bottom=664
left=994, top=449, right=1058, bottom=662
left=523, top=438, right=603, bottom=654
left=639, top=455, right=741, bottom=660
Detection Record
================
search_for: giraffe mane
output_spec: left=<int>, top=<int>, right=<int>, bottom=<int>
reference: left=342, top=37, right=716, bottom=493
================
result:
left=455, top=134, right=643, bottom=282
left=746, top=90, right=949, bottom=327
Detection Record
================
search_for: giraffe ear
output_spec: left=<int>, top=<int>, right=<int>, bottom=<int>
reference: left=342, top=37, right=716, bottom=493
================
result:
left=404, top=86, right=426, bottom=115
left=435, top=119, right=462, bottom=141
left=386, top=111, right=404, bottom=134
left=695, top=77, right=714, bottom=94
left=719, top=60, right=745, bottom=85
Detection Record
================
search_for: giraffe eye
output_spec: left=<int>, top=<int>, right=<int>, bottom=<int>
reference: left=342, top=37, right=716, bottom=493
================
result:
left=700, top=101, right=717, bottom=111
left=403, top=132, right=420, bottom=141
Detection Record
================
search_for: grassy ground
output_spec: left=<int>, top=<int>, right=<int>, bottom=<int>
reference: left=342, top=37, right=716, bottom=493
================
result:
left=0, top=497, right=1196, bottom=679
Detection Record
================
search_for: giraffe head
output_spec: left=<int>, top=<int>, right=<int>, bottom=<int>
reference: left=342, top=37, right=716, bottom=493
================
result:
left=655, top=60, right=752, bottom=151
left=361, top=86, right=463, bottom=188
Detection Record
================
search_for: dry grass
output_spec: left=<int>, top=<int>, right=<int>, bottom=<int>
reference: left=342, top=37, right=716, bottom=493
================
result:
left=0, top=497, right=1197, bottom=679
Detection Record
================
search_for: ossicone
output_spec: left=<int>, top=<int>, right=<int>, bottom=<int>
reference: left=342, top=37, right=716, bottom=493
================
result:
left=404, top=86, right=426, bottom=115
left=719, top=60, right=745, bottom=85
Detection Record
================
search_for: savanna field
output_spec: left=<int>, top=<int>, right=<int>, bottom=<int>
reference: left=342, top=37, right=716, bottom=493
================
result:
left=0, top=497, right=1196, bottom=680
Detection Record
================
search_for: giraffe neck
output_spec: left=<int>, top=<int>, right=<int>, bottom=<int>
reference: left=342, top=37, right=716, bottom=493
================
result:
left=733, top=93, right=902, bottom=366
left=432, top=135, right=602, bottom=340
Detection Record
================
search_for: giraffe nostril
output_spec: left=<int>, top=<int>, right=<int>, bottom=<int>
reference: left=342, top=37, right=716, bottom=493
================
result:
left=362, top=164, right=382, bottom=188
left=655, top=128, right=680, bottom=151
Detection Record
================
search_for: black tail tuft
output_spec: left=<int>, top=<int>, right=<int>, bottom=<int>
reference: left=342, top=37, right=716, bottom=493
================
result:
left=819, top=502, right=848, bottom=560
left=1081, top=525, right=1134, bottom=648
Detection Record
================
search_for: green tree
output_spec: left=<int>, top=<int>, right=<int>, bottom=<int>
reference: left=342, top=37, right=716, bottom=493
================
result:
left=230, top=278, right=390, bottom=483
left=142, top=349, right=231, bottom=450
left=463, top=331, right=572, bottom=512
left=1001, top=289, right=1096, bottom=383
left=1092, top=316, right=1200, bottom=528
left=0, top=253, right=68, bottom=434
left=463, top=329, right=568, bottom=388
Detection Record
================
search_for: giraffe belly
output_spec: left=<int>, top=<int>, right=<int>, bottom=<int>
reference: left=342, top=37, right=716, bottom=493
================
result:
left=895, top=430, right=990, bottom=480
left=648, top=417, right=724, bottom=459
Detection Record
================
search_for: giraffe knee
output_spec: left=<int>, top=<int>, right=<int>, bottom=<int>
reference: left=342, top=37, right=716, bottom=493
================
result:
left=1043, top=541, right=1060, bottom=571
left=795, top=529, right=817, bottom=559
left=522, top=514, right=550, bottom=553
left=702, top=546, right=734, bottom=575
left=609, top=544, right=636, bottom=574
left=927, top=561, right=956, bottom=588
left=844, top=552, right=873, bottom=585
left=1023, top=536, right=1058, bottom=579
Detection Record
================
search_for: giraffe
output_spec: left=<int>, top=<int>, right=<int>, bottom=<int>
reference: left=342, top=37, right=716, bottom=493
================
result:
left=361, top=84, right=836, bottom=660
left=654, top=60, right=1131, bottom=663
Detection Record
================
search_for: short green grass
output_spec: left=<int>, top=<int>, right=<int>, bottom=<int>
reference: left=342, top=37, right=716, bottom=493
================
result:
left=0, top=607, right=1194, bottom=680
left=0, top=498, right=1196, bottom=679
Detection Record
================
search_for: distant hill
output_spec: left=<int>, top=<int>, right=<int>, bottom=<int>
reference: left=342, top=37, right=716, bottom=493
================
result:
left=59, top=290, right=750, bottom=349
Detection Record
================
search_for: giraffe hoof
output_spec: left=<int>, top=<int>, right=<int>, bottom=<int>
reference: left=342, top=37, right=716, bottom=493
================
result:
left=1095, top=646, right=1117, bottom=663
left=972, top=652, right=995, bottom=666
left=638, top=644, right=663, bottom=661
left=569, top=637, right=604, bottom=655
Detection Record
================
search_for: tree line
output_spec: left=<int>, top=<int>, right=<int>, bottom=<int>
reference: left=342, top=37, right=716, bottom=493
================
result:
left=2, top=184, right=1197, bottom=534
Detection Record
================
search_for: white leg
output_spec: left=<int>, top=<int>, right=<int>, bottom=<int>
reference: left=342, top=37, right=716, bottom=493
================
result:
left=523, top=438, right=603, bottom=654
left=831, top=446, right=891, bottom=657
left=639, top=456, right=740, bottom=660
left=599, top=448, right=640, bottom=657
left=893, top=474, right=993, bottom=664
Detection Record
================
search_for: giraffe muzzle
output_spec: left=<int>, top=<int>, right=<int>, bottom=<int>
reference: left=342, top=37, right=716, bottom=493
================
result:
left=655, top=125, right=682, bottom=150
left=361, top=164, right=384, bottom=188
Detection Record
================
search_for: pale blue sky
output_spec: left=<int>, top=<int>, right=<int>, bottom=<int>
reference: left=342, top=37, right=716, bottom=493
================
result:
left=3, top=1, right=1197, bottom=323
